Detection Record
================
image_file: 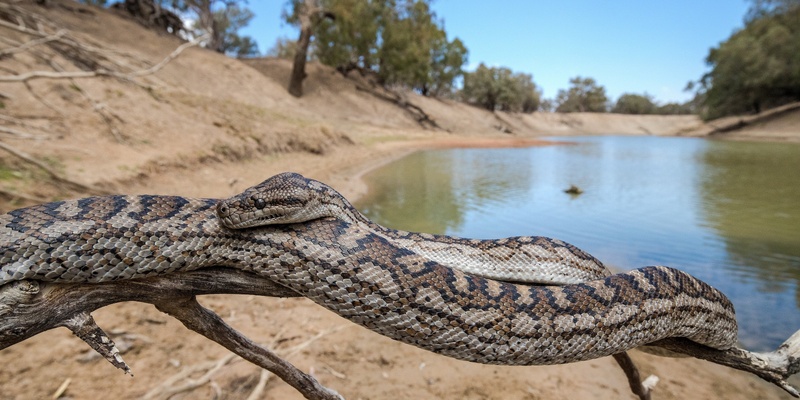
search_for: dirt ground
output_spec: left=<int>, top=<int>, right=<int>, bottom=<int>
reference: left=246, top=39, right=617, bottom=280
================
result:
left=1, top=2, right=798, bottom=399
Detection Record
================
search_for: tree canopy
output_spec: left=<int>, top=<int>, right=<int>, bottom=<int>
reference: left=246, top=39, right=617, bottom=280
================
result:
left=285, top=0, right=468, bottom=97
left=84, top=0, right=259, bottom=56
left=555, top=77, right=608, bottom=113
left=612, top=93, right=656, bottom=114
left=696, top=1, right=800, bottom=119
left=460, top=64, right=541, bottom=112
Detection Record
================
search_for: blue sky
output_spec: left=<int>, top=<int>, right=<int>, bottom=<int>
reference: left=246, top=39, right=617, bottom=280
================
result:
left=240, top=1, right=750, bottom=104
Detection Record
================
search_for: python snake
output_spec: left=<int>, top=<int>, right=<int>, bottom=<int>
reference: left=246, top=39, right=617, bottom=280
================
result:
left=0, top=172, right=737, bottom=365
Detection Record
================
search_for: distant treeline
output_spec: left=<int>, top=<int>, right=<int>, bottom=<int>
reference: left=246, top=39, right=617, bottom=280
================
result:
left=90, top=0, right=799, bottom=119
left=692, top=0, right=800, bottom=120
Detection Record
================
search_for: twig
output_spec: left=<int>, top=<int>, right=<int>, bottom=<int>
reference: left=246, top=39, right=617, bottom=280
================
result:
left=0, top=33, right=208, bottom=83
left=146, top=323, right=348, bottom=400
left=653, top=336, right=800, bottom=397
left=0, top=140, right=108, bottom=194
left=23, top=80, right=64, bottom=116
left=613, top=352, right=654, bottom=400
left=156, top=297, right=343, bottom=400
left=50, top=377, right=71, bottom=400
left=245, top=369, right=272, bottom=400
left=0, top=29, right=66, bottom=57
left=141, top=353, right=237, bottom=400
left=129, top=33, right=209, bottom=77
left=64, top=75, right=126, bottom=143
left=0, top=268, right=341, bottom=400
left=0, top=125, right=48, bottom=139
left=0, top=113, right=50, bottom=131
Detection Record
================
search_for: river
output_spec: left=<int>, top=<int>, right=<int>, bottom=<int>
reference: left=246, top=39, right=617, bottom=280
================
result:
left=356, top=136, right=800, bottom=351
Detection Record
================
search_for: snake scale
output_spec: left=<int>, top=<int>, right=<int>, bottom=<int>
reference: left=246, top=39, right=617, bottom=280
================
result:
left=0, top=172, right=737, bottom=365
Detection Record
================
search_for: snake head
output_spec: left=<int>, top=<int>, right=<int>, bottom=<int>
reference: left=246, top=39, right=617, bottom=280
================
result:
left=217, top=172, right=333, bottom=229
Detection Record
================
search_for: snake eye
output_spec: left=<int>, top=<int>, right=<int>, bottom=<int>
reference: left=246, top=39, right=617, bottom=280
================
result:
left=254, top=198, right=267, bottom=209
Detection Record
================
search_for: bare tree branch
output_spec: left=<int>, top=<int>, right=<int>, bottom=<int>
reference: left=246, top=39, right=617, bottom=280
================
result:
left=0, top=33, right=208, bottom=83
left=0, top=140, right=108, bottom=194
left=613, top=352, right=655, bottom=400
left=653, top=336, right=800, bottom=397
left=129, top=33, right=209, bottom=77
left=0, top=29, right=66, bottom=57
left=0, top=125, right=48, bottom=139
left=0, top=268, right=342, bottom=400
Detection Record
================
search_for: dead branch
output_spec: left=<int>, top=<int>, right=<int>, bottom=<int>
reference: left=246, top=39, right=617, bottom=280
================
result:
left=613, top=352, right=655, bottom=400
left=0, top=113, right=54, bottom=140
left=129, top=34, right=208, bottom=77
left=0, top=125, right=49, bottom=139
left=0, top=113, right=46, bottom=129
left=0, top=140, right=108, bottom=194
left=0, top=28, right=66, bottom=57
left=0, top=33, right=207, bottom=83
left=351, top=80, right=444, bottom=131
left=52, top=61, right=127, bottom=142
left=0, top=267, right=342, bottom=400
left=142, top=352, right=238, bottom=400
left=144, top=324, right=349, bottom=400
left=0, top=3, right=155, bottom=74
left=653, top=336, right=800, bottom=397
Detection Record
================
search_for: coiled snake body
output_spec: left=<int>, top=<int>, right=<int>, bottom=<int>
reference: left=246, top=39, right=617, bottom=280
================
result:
left=0, top=173, right=737, bottom=365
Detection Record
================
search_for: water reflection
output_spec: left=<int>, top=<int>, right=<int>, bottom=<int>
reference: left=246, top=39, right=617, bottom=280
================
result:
left=358, top=149, right=534, bottom=235
left=699, top=140, right=800, bottom=345
left=357, top=136, right=800, bottom=351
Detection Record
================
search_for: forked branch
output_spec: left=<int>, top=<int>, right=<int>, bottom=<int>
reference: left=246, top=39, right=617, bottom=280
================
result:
left=0, top=268, right=341, bottom=400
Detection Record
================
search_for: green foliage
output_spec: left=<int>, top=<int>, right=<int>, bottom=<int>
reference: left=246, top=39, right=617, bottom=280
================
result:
left=213, top=4, right=260, bottom=57
left=555, top=77, right=608, bottom=113
left=461, top=63, right=541, bottom=112
left=698, top=4, right=800, bottom=119
left=745, top=0, right=800, bottom=21
left=426, top=37, right=467, bottom=96
left=612, top=93, right=694, bottom=115
left=612, top=93, right=656, bottom=114
left=304, top=0, right=383, bottom=71
left=77, top=0, right=109, bottom=6
left=285, top=0, right=468, bottom=97
left=656, top=102, right=694, bottom=115
left=267, top=37, right=299, bottom=59
left=167, top=1, right=259, bottom=55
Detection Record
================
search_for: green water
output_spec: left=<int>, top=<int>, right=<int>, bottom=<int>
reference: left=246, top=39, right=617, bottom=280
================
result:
left=356, top=136, right=800, bottom=351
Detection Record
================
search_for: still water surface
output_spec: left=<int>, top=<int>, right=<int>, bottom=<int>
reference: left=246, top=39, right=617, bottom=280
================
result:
left=357, top=136, right=800, bottom=351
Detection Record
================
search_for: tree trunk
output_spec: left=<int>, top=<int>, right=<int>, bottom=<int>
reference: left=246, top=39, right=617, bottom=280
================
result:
left=288, top=0, right=317, bottom=97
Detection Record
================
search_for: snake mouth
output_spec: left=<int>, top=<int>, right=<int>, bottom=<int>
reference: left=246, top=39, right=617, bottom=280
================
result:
left=222, top=213, right=286, bottom=229
left=221, top=204, right=308, bottom=229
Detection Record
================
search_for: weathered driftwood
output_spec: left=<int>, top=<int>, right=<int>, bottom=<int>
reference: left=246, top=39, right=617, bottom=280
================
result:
left=0, top=268, right=342, bottom=400
left=0, top=267, right=798, bottom=398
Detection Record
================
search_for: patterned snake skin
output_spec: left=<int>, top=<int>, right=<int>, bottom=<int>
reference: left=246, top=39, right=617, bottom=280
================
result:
left=0, top=173, right=738, bottom=365
left=217, top=173, right=611, bottom=285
